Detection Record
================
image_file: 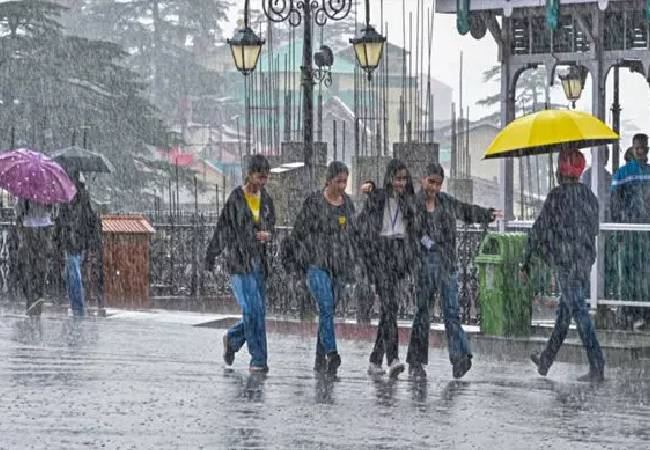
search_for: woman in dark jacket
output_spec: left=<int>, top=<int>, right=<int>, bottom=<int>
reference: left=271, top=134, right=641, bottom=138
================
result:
left=406, top=163, right=498, bottom=379
left=293, top=161, right=357, bottom=376
left=357, top=159, right=419, bottom=378
left=205, top=155, right=275, bottom=372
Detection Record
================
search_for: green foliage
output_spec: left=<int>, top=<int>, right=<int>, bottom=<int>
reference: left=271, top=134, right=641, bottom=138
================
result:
left=0, top=0, right=168, bottom=207
left=63, top=0, right=231, bottom=119
left=478, top=64, right=548, bottom=114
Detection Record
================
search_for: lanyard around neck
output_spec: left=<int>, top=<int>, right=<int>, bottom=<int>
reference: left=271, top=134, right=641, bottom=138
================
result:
left=387, top=198, right=400, bottom=231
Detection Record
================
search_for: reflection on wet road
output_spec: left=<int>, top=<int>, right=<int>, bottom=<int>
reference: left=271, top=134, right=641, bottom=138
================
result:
left=0, top=313, right=648, bottom=449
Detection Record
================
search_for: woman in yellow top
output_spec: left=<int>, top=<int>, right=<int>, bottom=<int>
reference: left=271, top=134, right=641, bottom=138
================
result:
left=205, top=155, right=275, bottom=372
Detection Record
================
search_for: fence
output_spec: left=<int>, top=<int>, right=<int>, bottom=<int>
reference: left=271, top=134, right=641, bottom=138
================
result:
left=3, top=216, right=649, bottom=326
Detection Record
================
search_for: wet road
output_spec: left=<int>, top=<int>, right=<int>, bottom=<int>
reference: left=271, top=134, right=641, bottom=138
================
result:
left=0, top=311, right=649, bottom=449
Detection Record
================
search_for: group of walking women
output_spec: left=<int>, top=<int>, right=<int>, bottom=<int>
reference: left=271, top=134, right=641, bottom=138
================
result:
left=205, top=154, right=498, bottom=378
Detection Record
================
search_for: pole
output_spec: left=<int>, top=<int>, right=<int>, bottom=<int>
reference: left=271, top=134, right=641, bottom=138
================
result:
left=342, top=120, right=347, bottom=164
left=612, top=65, right=621, bottom=172
left=245, top=76, right=251, bottom=155
left=301, top=1, right=313, bottom=191
left=333, top=120, right=338, bottom=161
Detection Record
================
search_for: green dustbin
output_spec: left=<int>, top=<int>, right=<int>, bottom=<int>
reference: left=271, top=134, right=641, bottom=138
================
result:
left=475, top=233, right=532, bottom=337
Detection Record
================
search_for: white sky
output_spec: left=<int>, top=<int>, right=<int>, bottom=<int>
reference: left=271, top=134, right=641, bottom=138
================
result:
left=223, top=1, right=650, bottom=148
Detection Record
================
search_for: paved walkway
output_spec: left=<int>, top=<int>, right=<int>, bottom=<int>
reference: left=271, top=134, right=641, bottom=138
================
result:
left=0, top=310, right=649, bottom=449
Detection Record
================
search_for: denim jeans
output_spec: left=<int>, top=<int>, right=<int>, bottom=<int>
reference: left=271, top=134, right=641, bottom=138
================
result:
left=540, top=271, right=605, bottom=374
left=406, top=251, right=471, bottom=365
left=307, top=266, right=343, bottom=356
left=65, top=252, right=86, bottom=317
left=227, top=264, right=268, bottom=368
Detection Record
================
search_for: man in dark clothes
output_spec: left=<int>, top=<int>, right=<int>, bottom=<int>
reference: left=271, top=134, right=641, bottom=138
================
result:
left=205, top=155, right=275, bottom=372
left=522, top=149, right=605, bottom=382
left=357, top=159, right=419, bottom=378
left=56, top=173, right=99, bottom=316
left=406, top=163, right=499, bottom=379
left=611, top=134, right=650, bottom=327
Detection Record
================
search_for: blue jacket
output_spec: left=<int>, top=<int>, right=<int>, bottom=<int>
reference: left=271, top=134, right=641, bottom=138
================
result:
left=611, top=160, right=650, bottom=222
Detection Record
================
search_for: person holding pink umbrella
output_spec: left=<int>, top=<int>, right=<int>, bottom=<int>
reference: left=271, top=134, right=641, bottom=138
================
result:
left=0, top=148, right=76, bottom=316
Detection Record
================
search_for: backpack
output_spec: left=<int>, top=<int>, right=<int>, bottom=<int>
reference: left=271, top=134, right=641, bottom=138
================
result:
left=279, top=231, right=309, bottom=274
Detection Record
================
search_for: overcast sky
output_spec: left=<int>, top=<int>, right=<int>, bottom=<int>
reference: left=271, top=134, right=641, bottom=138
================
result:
left=223, top=0, right=649, bottom=149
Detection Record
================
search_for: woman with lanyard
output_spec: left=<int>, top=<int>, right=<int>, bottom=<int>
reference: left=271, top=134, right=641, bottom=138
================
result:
left=358, top=159, right=419, bottom=378
left=292, top=161, right=357, bottom=376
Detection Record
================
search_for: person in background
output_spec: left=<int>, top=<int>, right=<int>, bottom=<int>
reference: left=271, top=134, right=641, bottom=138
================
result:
left=406, top=163, right=500, bottom=379
left=611, top=134, right=650, bottom=222
left=522, top=149, right=605, bottom=382
left=611, top=134, right=650, bottom=328
left=357, top=159, right=418, bottom=378
left=56, top=172, right=98, bottom=317
left=15, top=198, right=54, bottom=316
left=292, top=161, right=357, bottom=376
left=205, top=155, right=275, bottom=373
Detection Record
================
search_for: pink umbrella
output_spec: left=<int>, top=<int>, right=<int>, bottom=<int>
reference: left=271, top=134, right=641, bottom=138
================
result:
left=0, top=148, right=76, bottom=205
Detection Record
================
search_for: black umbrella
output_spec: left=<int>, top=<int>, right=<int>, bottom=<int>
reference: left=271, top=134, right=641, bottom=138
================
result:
left=52, top=146, right=114, bottom=173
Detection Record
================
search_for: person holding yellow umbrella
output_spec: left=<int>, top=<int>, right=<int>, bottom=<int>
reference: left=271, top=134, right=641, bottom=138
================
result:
left=484, top=109, right=617, bottom=382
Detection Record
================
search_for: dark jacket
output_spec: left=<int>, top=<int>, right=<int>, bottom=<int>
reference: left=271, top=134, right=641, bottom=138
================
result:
left=356, top=162, right=419, bottom=281
left=55, top=186, right=100, bottom=254
left=291, top=191, right=357, bottom=279
left=417, top=191, right=494, bottom=273
left=205, top=186, right=276, bottom=277
left=611, top=160, right=650, bottom=223
left=522, top=182, right=598, bottom=279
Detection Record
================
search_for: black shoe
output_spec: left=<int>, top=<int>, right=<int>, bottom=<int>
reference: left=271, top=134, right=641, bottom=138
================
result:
left=530, top=352, right=549, bottom=376
left=249, top=365, right=269, bottom=374
left=326, top=352, right=341, bottom=376
left=314, top=352, right=326, bottom=372
left=409, top=363, right=427, bottom=380
left=452, top=355, right=472, bottom=379
left=222, top=333, right=235, bottom=366
left=577, top=370, right=604, bottom=383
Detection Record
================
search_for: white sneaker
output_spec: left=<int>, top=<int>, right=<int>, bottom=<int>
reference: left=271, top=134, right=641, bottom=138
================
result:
left=367, top=362, right=385, bottom=376
left=388, top=359, right=405, bottom=378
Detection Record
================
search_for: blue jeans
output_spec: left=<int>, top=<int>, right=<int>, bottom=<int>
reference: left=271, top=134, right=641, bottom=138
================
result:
left=407, top=251, right=471, bottom=365
left=65, top=253, right=85, bottom=317
left=540, top=271, right=605, bottom=374
left=306, top=267, right=342, bottom=356
left=227, top=264, right=268, bottom=368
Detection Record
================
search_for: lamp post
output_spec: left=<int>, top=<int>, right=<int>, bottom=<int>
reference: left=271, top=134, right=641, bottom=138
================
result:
left=349, top=5, right=386, bottom=81
left=559, top=65, right=587, bottom=109
left=229, top=0, right=384, bottom=190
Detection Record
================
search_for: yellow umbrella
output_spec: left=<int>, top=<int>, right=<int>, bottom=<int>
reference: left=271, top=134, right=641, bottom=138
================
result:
left=484, top=109, right=619, bottom=160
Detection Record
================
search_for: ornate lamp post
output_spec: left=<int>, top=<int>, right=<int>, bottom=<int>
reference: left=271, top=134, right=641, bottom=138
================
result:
left=559, top=65, right=587, bottom=109
left=227, top=2, right=265, bottom=75
left=349, top=6, right=386, bottom=81
left=229, top=0, right=384, bottom=190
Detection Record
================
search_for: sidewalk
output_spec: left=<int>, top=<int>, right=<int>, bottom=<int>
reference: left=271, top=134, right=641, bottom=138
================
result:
left=3, top=301, right=649, bottom=368
left=102, top=307, right=650, bottom=368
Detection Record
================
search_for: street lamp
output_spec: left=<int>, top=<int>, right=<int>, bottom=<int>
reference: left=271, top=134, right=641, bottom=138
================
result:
left=559, top=65, right=587, bottom=109
left=227, top=1, right=265, bottom=75
left=349, top=6, right=386, bottom=81
left=230, top=0, right=383, bottom=190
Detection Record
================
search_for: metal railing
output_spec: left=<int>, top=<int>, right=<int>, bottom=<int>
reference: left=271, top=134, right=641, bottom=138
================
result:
left=506, top=220, right=650, bottom=311
left=3, top=216, right=648, bottom=326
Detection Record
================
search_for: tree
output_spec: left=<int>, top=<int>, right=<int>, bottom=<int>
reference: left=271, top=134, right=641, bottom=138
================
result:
left=477, top=64, right=549, bottom=116
left=62, top=1, right=231, bottom=122
left=0, top=1, right=167, bottom=208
